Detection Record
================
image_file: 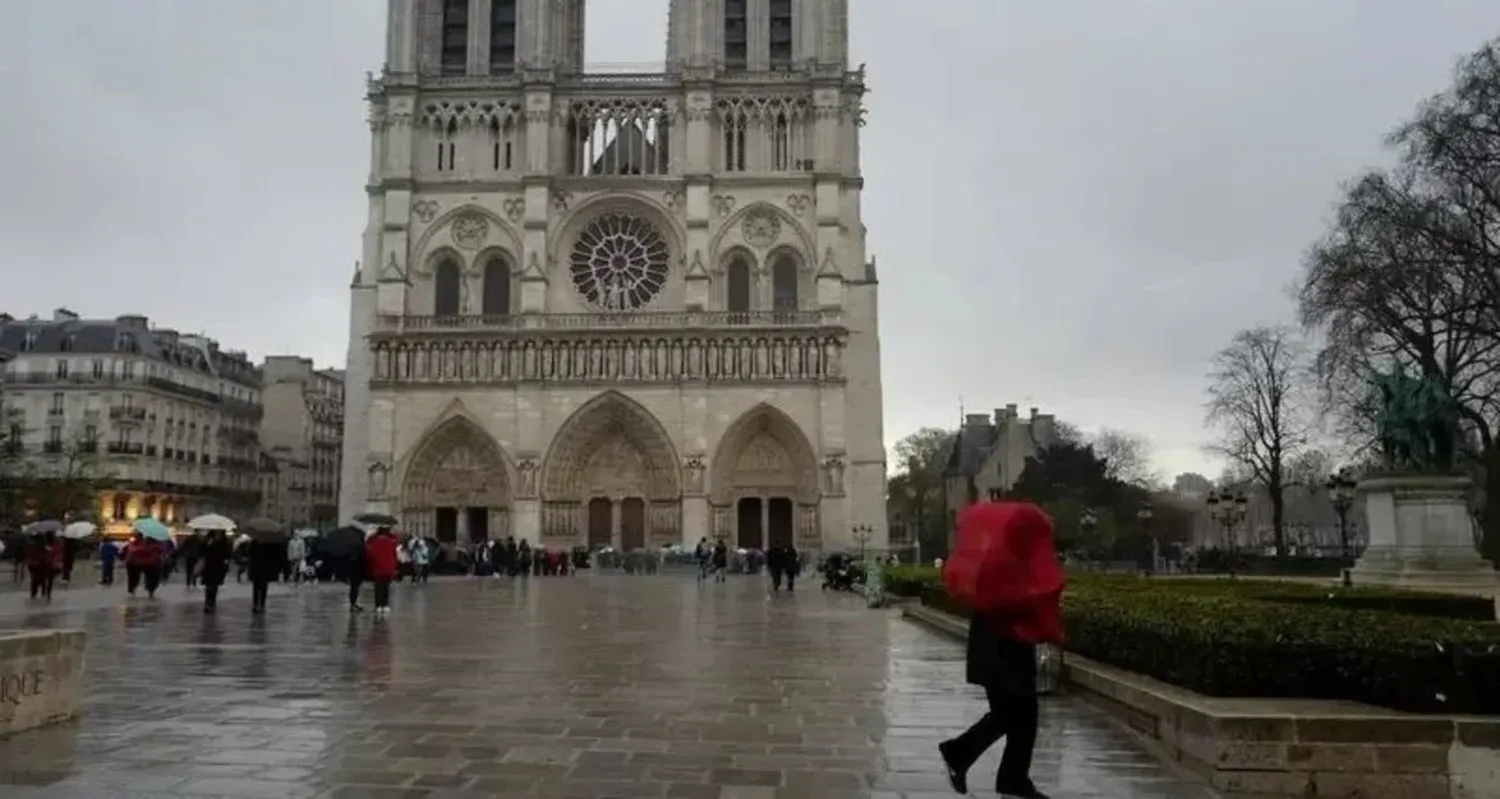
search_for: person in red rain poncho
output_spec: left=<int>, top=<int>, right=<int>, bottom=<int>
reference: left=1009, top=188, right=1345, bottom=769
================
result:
left=937, top=502, right=1062, bottom=799
left=364, top=527, right=400, bottom=617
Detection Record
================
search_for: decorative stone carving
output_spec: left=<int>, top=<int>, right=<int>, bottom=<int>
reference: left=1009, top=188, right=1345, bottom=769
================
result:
left=366, top=457, right=391, bottom=498
left=451, top=213, right=489, bottom=250
left=378, top=251, right=407, bottom=282
left=786, top=194, right=811, bottom=216
left=683, top=457, right=706, bottom=494
left=741, top=212, right=781, bottom=249
left=552, top=189, right=572, bottom=212
left=412, top=198, right=439, bottom=223
left=516, top=459, right=538, bottom=499
left=369, top=331, right=846, bottom=386
left=823, top=457, right=846, bottom=496
left=663, top=190, right=683, bottom=211
left=712, top=195, right=737, bottom=218
left=502, top=198, right=525, bottom=223
left=569, top=213, right=670, bottom=311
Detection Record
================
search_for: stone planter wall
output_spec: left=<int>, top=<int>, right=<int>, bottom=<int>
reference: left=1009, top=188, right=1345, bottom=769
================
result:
left=903, top=604, right=1500, bottom=798
left=0, top=630, right=85, bottom=738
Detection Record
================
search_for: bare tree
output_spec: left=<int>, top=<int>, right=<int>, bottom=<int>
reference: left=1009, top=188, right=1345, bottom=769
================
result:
left=1091, top=428, right=1158, bottom=488
left=1298, top=37, right=1500, bottom=553
left=1204, top=326, right=1312, bottom=558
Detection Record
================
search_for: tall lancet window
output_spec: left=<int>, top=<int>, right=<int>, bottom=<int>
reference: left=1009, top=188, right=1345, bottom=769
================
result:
left=489, top=0, right=517, bottom=74
left=441, top=0, right=470, bottom=76
left=724, top=0, right=747, bottom=68
left=768, top=0, right=794, bottom=68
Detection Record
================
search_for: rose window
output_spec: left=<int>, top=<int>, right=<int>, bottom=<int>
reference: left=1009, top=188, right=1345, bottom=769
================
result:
left=569, top=213, right=670, bottom=311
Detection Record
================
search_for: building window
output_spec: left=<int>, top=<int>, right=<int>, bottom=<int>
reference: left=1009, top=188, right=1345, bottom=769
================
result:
left=50, top=392, right=64, bottom=414
left=722, top=114, right=747, bottom=172
left=92, top=359, right=104, bottom=379
left=724, top=0, right=747, bottom=67
left=490, top=117, right=515, bottom=171
left=436, top=120, right=458, bottom=171
left=726, top=257, right=753, bottom=312
left=47, top=426, right=61, bottom=445
left=84, top=424, right=98, bottom=442
left=440, top=0, right=469, bottom=76
left=54, top=359, right=69, bottom=378
left=768, top=0, right=794, bottom=67
left=772, top=113, right=791, bottom=171
left=481, top=256, right=511, bottom=316
left=112, top=495, right=127, bottom=519
left=5, top=424, right=21, bottom=453
left=434, top=259, right=462, bottom=316
left=489, top=0, right=516, bottom=74
left=771, top=254, right=799, bottom=311
left=21, top=331, right=36, bottom=351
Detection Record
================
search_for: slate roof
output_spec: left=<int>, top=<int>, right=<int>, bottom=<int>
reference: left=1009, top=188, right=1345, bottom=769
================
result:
left=0, top=311, right=260, bottom=388
left=944, top=417, right=998, bottom=478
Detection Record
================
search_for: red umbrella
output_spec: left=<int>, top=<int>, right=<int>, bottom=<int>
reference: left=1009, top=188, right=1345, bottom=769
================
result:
left=942, top=501, right=1064, bottom=612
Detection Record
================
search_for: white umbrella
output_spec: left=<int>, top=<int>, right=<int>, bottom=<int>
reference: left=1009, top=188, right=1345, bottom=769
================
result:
left=62, top=521, right=97, bottom=539
left=188, top=513, right=236, bottom=532
left=294, top=528, right=320, bottom=539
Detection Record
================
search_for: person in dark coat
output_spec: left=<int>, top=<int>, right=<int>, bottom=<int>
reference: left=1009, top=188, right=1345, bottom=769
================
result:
left=199, top=531, right=232, bottom=613
left=345, top=535, right=367, bottom=612
left=766, top=544, right=787, bottom=591
left=937, top=504, right=1062, bottom=799
left=178, top=533, right=203, bottom=589
left=711, top=540, right=728, bottom=583
left=245, top=539, right=285, bottom=615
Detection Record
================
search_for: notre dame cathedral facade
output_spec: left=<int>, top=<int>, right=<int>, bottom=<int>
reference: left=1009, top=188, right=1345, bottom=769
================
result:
left=339, top=0, right=887, bottom=555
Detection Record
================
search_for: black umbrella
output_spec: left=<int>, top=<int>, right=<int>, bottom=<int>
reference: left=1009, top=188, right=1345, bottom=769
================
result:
left=322, top=526, right=366, bottom=560
left=240, top=517, right=289, bottom=543
left=352, top=512, right=398, bottom=526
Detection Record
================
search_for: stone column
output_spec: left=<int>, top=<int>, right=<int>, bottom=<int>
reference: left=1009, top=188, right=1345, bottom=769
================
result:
left=759, top=496, right=769, bottom=549
left=512, top=499, right=539, bottom=543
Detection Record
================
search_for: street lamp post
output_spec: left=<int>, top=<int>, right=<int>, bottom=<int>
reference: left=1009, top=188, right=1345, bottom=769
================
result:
left=1205, top=490, right=1249, bottom=578
left=851, top=523, right=873, bottom=562
left=1079, top=508, right=1097, bottom=564
left=1326, top=468, right=1358, bottom=586
left=1137, top=501, right=1156, bottom=576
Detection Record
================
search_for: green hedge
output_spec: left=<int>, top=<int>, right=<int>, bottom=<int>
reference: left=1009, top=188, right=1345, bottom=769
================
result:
left=887, top=566, right=1500, bottom=714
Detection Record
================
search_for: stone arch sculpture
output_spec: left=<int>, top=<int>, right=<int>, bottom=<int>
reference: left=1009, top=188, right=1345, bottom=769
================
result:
left=709, top=403, right=821, bottom=550
left=539, top=390, right=682, bottom=547
left=397, top=411, right=513, bottom=542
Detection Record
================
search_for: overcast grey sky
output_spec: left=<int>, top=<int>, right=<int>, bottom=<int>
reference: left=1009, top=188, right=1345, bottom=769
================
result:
left=2, top=1, right=1496, bottom=478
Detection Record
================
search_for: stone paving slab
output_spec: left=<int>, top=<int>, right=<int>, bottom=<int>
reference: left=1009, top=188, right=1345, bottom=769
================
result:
left=0, top=574, right=1215, bottom=798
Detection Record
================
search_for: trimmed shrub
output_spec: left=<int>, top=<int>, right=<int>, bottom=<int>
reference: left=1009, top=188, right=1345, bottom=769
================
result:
left=891, top=567, right=1500, bottom=714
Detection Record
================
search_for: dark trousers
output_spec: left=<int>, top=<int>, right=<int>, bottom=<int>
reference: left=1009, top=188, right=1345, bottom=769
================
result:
left=126, top=564, right=141, bottom=593
left=769, top=566, right=784, bottom=591
left=348, top=577, right=364, bottom=607
left=100, top=561, right=115, bottom=585
left=184, top=558, right=199, bottom=587
left=251, top=578, right=269, bottom=611
left=944, top=687, right=1039, bottom=789
left=373, top=578, right=391, bottom=609
left=61, top=553, right=76, bottom=582
left=142, top=565, right=161, bottom=595
left=28, top=566, right=54, bottom=599
left=204, top=581, right=221, bottom=610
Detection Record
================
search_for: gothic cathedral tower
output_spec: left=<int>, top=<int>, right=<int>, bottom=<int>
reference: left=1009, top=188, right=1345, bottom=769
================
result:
left=341, top=0, right=886, bottom=555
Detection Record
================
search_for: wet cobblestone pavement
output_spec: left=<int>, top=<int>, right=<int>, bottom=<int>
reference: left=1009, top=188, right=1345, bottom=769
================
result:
left=0, top=575, right=1215, bottom=798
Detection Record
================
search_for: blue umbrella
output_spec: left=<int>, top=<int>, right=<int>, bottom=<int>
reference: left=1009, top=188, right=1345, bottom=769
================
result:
left=132, top=517, right=172, bottom=541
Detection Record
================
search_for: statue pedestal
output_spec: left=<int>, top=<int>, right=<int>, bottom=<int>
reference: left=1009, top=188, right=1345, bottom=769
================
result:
left=1349, top=475, right=1499, bottom=590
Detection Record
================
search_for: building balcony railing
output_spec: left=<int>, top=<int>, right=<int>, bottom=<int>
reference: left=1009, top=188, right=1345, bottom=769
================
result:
left=106, top=442, right=145, bottom=456
left=373, top=310, right=831, bottom=335
left=110, top=406, right=147, bottom=422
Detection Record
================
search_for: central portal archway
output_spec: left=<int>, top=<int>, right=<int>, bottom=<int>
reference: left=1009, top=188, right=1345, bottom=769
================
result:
left=540, top=391, right=682, bottom=549
left=398, top=414, right=512, bottom=543
left=709, top=403, right=821, bottom=551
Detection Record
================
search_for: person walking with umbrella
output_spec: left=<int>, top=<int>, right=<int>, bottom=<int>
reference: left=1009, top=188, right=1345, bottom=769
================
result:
left=364, top=526, right=400, bottom=617
left=324, top=525, right=368, bottom=611
left=936, top=502, right=1063, bottom=799
left=125, top=518, right=171, bottom=598
left=240, top=518, right=287, bottom=616
left=198, top=529, right=233, bottom=613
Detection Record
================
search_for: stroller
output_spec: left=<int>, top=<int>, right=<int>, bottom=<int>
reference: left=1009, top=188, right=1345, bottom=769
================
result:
left=821, top=553, right=863, bottom=592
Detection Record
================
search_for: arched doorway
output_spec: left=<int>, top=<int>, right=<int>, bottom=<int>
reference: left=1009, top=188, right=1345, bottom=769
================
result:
left=540, top=391, right=682, bottom=550
left=398, top=414, right=512, bottom=543
left=709, top=403, right=821, bottom=551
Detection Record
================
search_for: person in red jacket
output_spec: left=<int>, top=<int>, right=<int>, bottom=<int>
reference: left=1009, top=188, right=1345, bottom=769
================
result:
left=123, top=533, right=164, bottom=598
left=364, top=527, right=400, bottom=617
left=938, top=502, right=1062, bottom=799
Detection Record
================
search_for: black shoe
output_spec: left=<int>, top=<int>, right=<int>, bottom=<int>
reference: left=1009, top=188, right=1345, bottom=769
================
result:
left=937, top=741, right=968, bottom=794
left=996, top=779, right=1049, bottom=799
left=350, top=604, right=364, bottom=612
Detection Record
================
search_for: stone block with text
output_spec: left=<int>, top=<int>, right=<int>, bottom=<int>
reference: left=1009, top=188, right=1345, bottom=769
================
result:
left=0, top=630, right=85, bottom=737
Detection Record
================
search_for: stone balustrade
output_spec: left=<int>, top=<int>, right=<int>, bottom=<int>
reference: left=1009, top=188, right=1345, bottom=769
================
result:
left=0, top=630, right=85, bottom=738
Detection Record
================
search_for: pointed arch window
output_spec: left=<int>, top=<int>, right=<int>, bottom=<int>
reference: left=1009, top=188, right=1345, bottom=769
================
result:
left=490, top=116, right=515, bottom=172
left=481, top=256, right=511, bottom=316
left=489, top=0, right=517, bottom=74
left=434, top=259, right=462, bottom=317
left=441, top=0, right=470, bottom=76
left=771, top=255, right=799, bottom=312
left=726, top=256, right=753, bottom=313
left=768, top=0, right=794, bottom=68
